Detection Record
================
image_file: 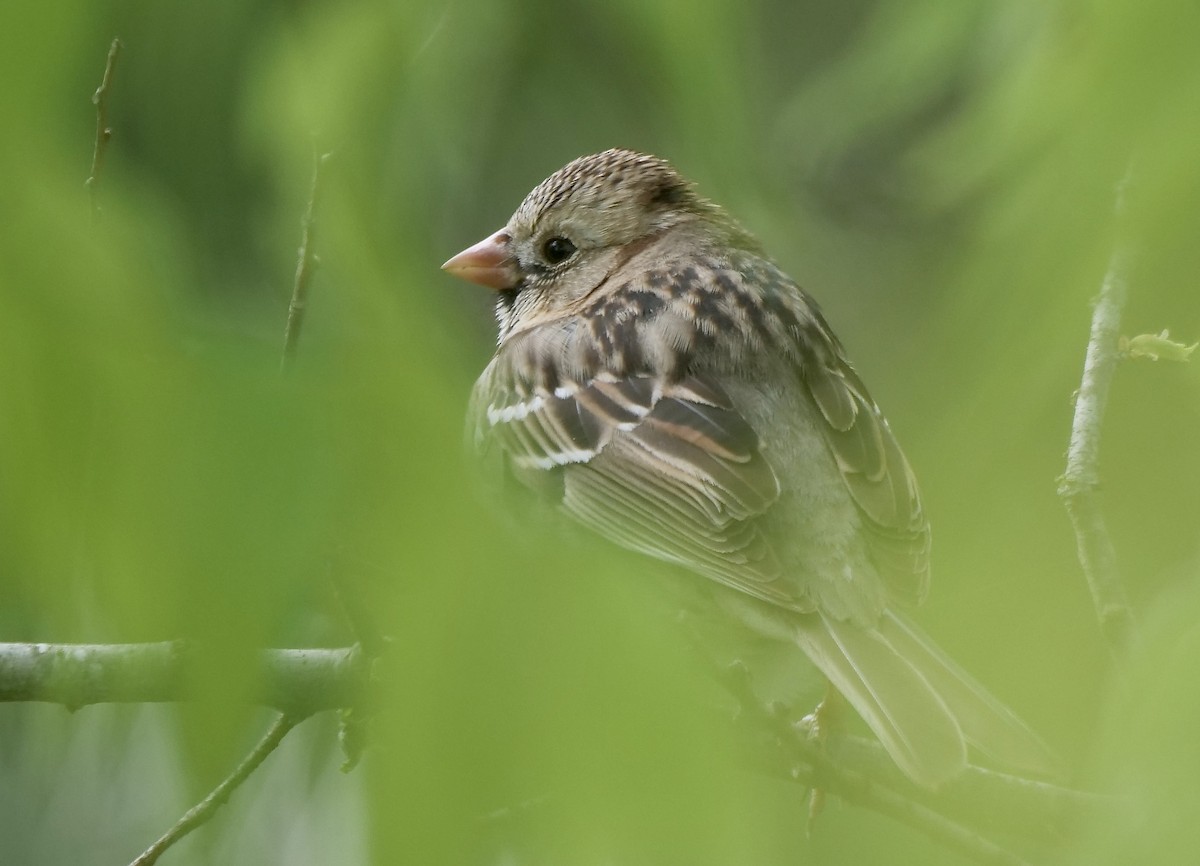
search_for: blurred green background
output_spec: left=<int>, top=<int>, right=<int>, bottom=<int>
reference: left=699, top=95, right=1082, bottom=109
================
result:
left=1, top=1, right=1197, bottom=863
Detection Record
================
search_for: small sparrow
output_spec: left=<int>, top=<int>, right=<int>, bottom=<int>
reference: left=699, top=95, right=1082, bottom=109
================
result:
left=443, top=149, right=1055, bottom=787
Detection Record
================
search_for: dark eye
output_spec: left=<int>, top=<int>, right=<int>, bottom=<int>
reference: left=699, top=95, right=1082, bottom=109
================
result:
left=541, top=236, right=576, bottom=265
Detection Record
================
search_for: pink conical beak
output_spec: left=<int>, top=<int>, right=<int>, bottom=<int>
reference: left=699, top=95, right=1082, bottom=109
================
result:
left=441, top=229, right=519, bottom=291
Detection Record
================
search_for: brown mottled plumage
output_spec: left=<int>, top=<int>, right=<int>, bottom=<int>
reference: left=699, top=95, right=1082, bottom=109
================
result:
left=443, top=149, right=1056, bottom=787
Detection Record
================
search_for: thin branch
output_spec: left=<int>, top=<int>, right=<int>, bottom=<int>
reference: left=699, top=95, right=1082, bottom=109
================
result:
left=1057, top=174, right=1138, bottom=655
left=825, top=734, right=1101, bottom=844
left=0, top=638, right=1106, bottom=862
left=281, top=150, right=332, bottom=369
left=714, top=660, right=1102, bottom=865
left=807, top=756, right=1036, bottom=866
left=129, top=714, right=300, bottom=866
left=0, top=642, right=367, bottom=716
left=86, top=38, right=122, bottom=224
left=129, top=144, right=342, bottom=866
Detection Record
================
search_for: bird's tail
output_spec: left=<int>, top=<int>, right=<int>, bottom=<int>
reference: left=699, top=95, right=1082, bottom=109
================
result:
left=792, top=610, right=1060, bottom=788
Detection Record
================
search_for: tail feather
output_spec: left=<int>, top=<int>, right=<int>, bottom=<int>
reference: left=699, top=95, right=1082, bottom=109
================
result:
left=794, top=613, right=967, bottom=787
left=879, top=610, right=1062, bottom=779
left=793, top=611, right=1060, bottom=787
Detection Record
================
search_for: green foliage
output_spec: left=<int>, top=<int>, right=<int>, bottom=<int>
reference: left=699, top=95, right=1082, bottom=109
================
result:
left=1, top=0, right=1198, bottom=863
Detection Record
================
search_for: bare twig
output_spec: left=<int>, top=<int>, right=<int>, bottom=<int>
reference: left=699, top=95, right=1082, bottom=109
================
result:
left=1057, top=174, right=1138, bottom=655
left=86, top=38, right=122, bottom=224
left=129, top=714, right=300, bottom=866
left=281, top=150, right=332, bottom=369
left=130, top=147, right=341, bottom=865
left=825, top=734, right=1101, bottom=844
left=807, top=758, right=1036, bottom=866
left=0, top=637, right=1103, bottom=861
left=0, top=641, right=368, bottom=716
left=713, top=660, right=1100, bottom=865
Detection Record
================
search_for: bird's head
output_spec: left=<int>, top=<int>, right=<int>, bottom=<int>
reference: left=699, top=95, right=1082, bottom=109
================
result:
left=442, top=149, right=711, bottom=335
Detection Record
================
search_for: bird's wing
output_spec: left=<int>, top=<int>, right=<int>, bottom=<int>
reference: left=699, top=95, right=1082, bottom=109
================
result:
left=470, top=259, right=1054, bottom=787
left=657, top=250, right=930, bottom=604
left=758, top=270, right=931, bottom=604
left=471, top=327, right=804, bottom=609
left=472, top=252, right=929, bottom=608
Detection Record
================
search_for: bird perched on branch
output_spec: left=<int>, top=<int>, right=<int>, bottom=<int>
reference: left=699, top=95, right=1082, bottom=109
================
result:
left=442, top=148, right=1056, bottom=787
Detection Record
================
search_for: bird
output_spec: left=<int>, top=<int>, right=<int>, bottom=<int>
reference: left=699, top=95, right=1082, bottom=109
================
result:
left=442, top=148, right=1057, bottom=788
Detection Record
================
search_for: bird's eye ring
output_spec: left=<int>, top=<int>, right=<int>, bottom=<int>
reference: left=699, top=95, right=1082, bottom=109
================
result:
left=542, top=236, right=576, bottom=265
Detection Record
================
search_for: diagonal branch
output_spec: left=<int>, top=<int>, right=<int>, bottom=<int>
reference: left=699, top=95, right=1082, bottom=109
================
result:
left=129, top=714, right=301, bottom=866
left=281, top=150, right=332, bottom=369
left=1057, top=174, right=1138, bottom=655
left=86, top=38, right=122, bottom=224
left=715, top=659, right=1104, bottom=865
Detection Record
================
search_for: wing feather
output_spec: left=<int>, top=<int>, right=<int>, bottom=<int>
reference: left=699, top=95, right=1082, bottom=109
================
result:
left=799, top=333, right=930, bottom=603
left=475, top=341, right=796, bottom=606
